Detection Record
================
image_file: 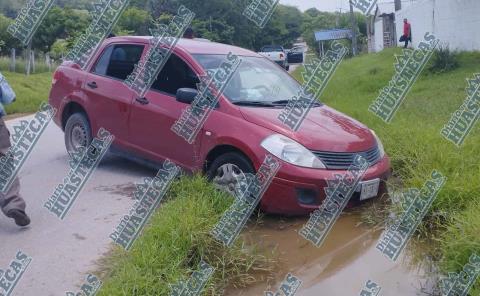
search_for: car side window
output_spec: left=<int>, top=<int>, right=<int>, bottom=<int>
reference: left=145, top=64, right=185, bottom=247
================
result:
left=151, top=54, right=199, bottom=96
left=93, top=44, right=144, bottom=80
left=93, top=45, right=113, bottom=76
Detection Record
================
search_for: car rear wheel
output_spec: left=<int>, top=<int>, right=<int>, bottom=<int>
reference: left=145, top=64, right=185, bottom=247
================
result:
left=64, top=113, right=92, bottom=156
left=207, top=152, right=255, bottom=197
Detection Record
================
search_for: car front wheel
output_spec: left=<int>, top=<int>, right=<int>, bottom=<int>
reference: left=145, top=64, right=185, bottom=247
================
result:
left=207, top=152, right=255, bottom=197
left=64, top=113, right=92, bottom=156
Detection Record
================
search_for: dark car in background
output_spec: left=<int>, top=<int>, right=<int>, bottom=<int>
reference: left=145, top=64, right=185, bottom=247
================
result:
left=286, top=45, right=305, bottom=64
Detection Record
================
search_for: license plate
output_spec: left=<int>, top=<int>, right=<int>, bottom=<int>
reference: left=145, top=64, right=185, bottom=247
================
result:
left=359, top=179, right=380, bottom=201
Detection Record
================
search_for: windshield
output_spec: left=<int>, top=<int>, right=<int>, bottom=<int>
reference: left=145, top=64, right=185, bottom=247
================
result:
left=193, top=54, right=304, bottom=104
left=261, top=46, right=283, bottom=52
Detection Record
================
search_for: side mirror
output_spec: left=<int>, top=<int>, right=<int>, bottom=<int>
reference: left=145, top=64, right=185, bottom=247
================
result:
left=176, top=88, right=198, bottom=104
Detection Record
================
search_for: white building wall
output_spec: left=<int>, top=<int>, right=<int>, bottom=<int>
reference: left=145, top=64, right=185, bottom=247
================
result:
left=371, top=2, right=397, bottom=53
left=374, top=20, right=384, bottom=52
left=396, top=0, right=480, bottom=51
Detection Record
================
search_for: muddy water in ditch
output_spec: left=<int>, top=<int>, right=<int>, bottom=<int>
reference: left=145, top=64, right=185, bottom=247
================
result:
left=226, top=210, right=434, bottom=296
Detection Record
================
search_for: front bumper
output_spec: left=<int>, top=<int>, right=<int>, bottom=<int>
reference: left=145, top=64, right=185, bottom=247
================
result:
left=259, top=156, right=391, bottom=215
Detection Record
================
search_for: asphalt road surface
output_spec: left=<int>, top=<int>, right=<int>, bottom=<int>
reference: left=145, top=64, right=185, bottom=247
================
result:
left=0, top=61, right=304, bottom=296
left=0, top=114, right=156, bottom=296
left=288, top=64, right=300, bottom=73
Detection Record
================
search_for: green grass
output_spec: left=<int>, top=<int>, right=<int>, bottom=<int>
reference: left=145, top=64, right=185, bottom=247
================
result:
left=1, top=71, right=52, bottom=114
left=439, top=198, right=480, bottom=295
left=98, top=175, right=275, bottom=296
left=293, top=49, right=480, bottom=292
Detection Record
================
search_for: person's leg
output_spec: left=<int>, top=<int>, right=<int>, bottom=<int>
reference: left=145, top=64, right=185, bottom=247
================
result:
left=404, top=39, right=408, bottom=48
left=0, top=118, right=29, bottom=226
left=0, top=175, right=28, bottom=225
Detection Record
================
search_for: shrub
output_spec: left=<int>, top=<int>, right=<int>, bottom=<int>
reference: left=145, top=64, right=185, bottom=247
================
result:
left=428, top=44, right=460, bottom=74
left=368, top=67, right=379, bottom=75
left=50, top=39, right=68, bottom=60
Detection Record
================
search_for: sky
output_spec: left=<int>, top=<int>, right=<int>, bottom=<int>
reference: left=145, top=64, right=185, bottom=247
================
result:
left=279, top=0, right=352, bottom=12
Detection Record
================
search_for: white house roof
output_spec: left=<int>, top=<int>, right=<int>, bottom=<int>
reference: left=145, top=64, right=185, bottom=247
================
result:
left=376, top=2, right=396, bottom=15
left=376, top=0, right=419, bottom=15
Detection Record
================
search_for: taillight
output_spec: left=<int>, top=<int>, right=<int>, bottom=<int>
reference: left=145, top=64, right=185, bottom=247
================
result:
left=52, top=70, right=60, bottom=85
left=280, top=53, right=284, bottom=59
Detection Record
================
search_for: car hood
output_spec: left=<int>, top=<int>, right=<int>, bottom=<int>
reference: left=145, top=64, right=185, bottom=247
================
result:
left=239, top=105, right=376, bottom=152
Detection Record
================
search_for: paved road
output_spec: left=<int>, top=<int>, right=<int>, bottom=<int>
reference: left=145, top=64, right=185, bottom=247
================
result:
left=288, top=64, right=301, bottom=73
left=0, top=115, right=156, bottom=296
left=0, top=61, right=304, bottom=296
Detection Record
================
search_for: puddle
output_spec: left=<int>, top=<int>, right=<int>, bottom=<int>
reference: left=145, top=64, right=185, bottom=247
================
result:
left=94, top=183, right=136, bottom=198
left=227, top=210, right=435, bottom=296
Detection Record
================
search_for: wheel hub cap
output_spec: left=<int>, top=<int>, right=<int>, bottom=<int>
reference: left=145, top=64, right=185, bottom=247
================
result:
left=213, top=163, right=247, bottom=197
left=71, top=124, right=87, bottom=150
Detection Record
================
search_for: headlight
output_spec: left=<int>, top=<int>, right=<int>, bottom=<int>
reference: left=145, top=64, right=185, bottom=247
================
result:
left=260, top=134, right=326, bottom=169
left=370, top=130, right=385, bottom=158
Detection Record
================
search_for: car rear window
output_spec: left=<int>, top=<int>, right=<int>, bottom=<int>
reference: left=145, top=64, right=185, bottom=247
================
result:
left=261, top=46, right=283, bottom=52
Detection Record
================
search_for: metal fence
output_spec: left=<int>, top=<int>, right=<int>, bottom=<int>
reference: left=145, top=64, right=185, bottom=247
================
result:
left=0, top=48, right=59, bottom=74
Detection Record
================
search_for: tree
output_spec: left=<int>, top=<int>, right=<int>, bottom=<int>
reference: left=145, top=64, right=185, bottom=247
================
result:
left=301, top=9, right=336, bottom=50
left=0, top=1, right=369, bottom=56
left=0, top=0, right=26, bottom=18
left=50, top=39, right=68, bottom=60
left=116, top=7, right=152, bottom=36
left=277, top=5, right=303, bottom=47
left=31, top=7, right=91, bottom=52
left=191, top=19, right=235, bottom=44
left=0, top=13, right=21, bottom=55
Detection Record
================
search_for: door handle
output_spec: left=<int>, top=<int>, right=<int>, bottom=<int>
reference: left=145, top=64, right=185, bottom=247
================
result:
left=87, top=81, right=98, bottom=89
left=136, top=97, right=149, bottom=105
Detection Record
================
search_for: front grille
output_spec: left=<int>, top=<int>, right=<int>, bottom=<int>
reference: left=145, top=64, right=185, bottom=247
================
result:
left=312, top=146, right=381, bottom=170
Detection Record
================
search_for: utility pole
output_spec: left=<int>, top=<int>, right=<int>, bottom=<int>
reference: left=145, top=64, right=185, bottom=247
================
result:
left=349, top=0, right=358, bottom=56
left=335, top=8, right=342, bottom=28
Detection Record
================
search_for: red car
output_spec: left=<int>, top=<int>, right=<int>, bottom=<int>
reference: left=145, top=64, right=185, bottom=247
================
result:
left=48, top=37, right=391, bottom=215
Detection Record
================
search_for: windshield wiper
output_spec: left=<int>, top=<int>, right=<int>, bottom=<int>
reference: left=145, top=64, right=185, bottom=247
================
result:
left=270, top=100, right=290, bottom=105
left=271, top=99, right=323, bottom=107
left=232, top=101, right=276, bottom=107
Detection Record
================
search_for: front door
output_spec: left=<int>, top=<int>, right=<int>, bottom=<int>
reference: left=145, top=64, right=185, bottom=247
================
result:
left=128, top=53, right=202, bottom=171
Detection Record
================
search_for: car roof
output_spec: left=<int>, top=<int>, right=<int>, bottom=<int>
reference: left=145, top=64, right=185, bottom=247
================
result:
left=105, top=36, right=261, bottom=57
left=262, top=45, right=283, bottom=48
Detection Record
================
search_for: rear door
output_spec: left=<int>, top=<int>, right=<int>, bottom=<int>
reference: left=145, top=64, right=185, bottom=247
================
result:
left=83, top=43, right=145, bottom=147
left=128, top=53, right=202, bottom=170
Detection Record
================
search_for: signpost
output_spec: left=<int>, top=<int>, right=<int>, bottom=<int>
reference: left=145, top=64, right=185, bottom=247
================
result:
left=314, top=29, right=353, bottom=56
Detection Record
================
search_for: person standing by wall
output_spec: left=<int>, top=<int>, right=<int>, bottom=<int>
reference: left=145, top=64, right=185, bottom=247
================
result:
left=401, top=18, right=412, bottom=48
left=0, top=72, right=30, bottom=227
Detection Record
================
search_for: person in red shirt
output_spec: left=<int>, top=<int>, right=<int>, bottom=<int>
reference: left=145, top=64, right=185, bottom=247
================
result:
left=402, top=19, right=412, bottom=48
